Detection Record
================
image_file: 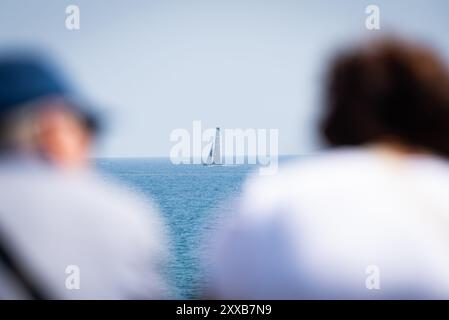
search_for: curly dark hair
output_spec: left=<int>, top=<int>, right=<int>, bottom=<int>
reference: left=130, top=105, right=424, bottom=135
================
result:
left=321, top=38, right=449, bottom=157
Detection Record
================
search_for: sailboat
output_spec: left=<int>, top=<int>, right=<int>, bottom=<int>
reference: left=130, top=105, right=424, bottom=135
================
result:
left=204, top=127, right=222, bottom=166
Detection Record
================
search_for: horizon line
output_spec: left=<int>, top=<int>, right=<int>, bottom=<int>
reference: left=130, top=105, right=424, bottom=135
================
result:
left=90, top=154, right=301, bottom=159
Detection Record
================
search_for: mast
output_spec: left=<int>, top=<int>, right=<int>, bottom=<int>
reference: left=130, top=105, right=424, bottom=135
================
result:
left=206, top=144, right=213, bottom=165
left=213, top=127, right=221, bottom=165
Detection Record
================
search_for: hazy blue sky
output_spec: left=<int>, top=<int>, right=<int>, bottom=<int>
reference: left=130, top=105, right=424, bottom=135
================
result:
left=1, top=0, right=449, bottom=157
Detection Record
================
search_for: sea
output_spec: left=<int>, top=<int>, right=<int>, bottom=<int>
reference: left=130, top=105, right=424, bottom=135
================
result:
left=95, top=157, right=288, bottom=299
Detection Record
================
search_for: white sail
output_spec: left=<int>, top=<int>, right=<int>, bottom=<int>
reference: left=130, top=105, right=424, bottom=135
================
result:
left=204, top=127, right=221, bottom=165
left=206, top=143, right=213, bottom=165
left=213, top=127, right=221, bottom=165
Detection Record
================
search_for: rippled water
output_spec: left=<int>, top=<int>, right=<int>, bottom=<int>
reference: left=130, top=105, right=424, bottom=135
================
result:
left=95, top=158, right=258, bottom=298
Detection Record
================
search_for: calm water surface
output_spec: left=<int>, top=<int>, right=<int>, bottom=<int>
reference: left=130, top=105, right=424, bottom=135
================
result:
left=96, top=158, right=259, bottom=298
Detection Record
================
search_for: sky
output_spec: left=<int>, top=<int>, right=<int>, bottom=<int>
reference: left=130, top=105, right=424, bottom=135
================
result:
left=1, top=0, right=449, bottom=157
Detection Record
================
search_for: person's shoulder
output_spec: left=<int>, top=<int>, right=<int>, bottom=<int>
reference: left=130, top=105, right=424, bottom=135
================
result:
left=24, top=168, right=167, bottom=248
left=80, top=172, right=165, bottom=230
left=245, top=148, right=372, bottom=191
left=239, top=148, right=376, bottom=213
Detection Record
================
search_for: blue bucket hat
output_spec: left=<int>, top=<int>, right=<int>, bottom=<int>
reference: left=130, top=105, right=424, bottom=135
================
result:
left=0, top=52, right=100, bottom=132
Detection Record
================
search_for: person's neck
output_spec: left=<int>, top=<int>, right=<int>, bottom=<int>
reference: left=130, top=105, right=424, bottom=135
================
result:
left=367, top=141, right=433, bottom=166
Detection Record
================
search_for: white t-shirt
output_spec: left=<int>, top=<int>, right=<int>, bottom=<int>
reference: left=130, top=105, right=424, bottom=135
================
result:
left=0, top=158, right=167, bottom=299
left=210, top=148, right=449, bottom=299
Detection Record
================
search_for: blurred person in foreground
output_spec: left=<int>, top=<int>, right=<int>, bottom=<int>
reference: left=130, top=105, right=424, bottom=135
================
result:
left=0, top=52, right=167, bottom=299
left=208, top=38, right=449, bottom=299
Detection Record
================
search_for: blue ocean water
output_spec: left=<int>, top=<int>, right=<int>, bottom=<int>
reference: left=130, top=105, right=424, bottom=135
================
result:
left=95, top=158, right=259, bottom=298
